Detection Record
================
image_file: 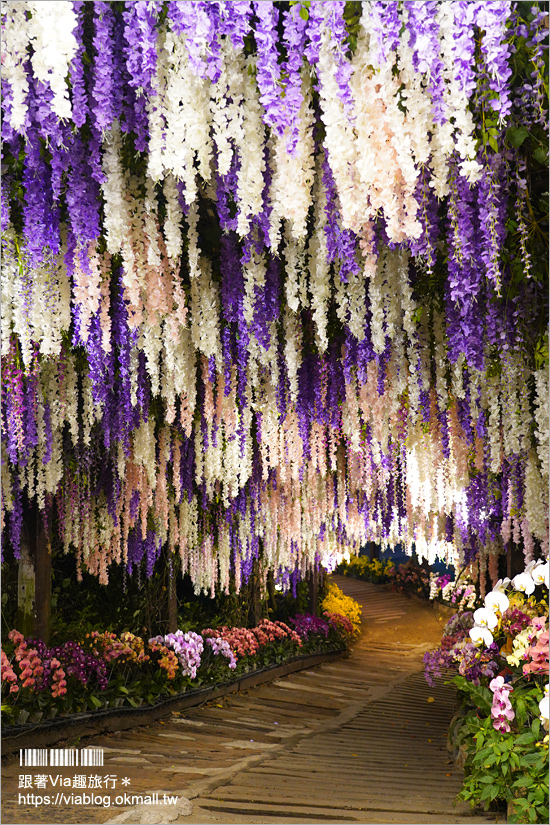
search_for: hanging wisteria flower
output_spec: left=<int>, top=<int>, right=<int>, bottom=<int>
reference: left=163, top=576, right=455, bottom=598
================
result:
left=0, top=0, right=547, bottom=600
left=27, top=1, right=79, bottom=122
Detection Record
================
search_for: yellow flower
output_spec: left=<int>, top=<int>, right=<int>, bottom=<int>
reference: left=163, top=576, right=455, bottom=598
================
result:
left=321, top=583, right=362, bottom=637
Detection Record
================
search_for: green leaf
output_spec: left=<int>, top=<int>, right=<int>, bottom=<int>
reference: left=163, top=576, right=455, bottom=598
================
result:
left=514, top=732, right=535, bottom=746
left=480, top=784, right=499, bottom=802
left=512, top=798, right=529, bottom=810
left=488, top=135, right=499, bottom=153
left=533, top=145, right=548, bottom=165
left=299, top=6, right=309, bottom=20
left=88, top=695, right=102, bottom=709
left=515, top=697, right=527, bottom=728
left=507, top=126, right=529, bottom=147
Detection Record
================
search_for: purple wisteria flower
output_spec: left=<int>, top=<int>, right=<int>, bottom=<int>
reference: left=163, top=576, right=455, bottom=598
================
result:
left=366, top=1, right=400, bottom=66
left=253, top=1, right=285, bottom=134
left=69, top=1, right=89, bottom=128
left=318, top=2, right=355, bottom=117
left=122, top=1, right=161, bottom=151
left=474, top=1, right=513, bottom=120
left=451, top=1, right=478, bottom=97
left=322, top=152, right=360, bottom=282
left=22, top=127, right=60, bottom=267
left=92, top=1, right=123, bottom=132
left=281, top=4, right=308, bottom=152
left=445, top=164, right=485, bottom=371
left=405, top=1, right=446, bottom=122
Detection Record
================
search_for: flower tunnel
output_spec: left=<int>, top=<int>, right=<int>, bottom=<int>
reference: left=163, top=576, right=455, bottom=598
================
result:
left=1, top=1, right=548, bottom=642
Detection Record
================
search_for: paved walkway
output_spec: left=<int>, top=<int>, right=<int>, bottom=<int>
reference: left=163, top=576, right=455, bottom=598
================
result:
left=2, top=577, right=502, bottom=824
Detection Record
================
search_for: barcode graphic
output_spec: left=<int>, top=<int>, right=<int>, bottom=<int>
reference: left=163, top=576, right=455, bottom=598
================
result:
left=20, top=749, right=103, bottom=767
left=80, top=749, right=103, bottom=766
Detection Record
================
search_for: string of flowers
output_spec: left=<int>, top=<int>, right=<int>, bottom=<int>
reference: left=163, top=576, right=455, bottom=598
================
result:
left=0, top=1, right=548, bottom=597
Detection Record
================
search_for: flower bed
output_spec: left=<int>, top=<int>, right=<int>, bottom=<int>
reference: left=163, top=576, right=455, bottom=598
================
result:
left=337, top=556, right=395, bottom=585
left=424, top=559, right=549, bottom=824
left=1, top=611, right=354, bottom=727
left=320, top=581, right=362, bottom=637
left=338, top=555, right=480, bottom=611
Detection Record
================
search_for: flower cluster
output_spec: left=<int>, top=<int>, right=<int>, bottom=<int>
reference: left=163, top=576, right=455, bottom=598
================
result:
left=337, top=556, right=395, bottom=584
left=321, top=582, right=362, bottom=637
left=289, top=614, right=331, bottom=640
left=1, top=2, right=548, bottom=600
left=323, top=612, right=355, bottom=638
left=85, top=630, right=150, bottom=664
left=425, top=560, right=549, bottom=737
left=205, top=636, right=237, bottom=670
left=203, top=619, right=302, bottom=661
left=469, top=560, right=549, bottom=648
left=1, top=648, right=19, bottom=694
left=1, top=631, right=109, bottom=702
left=150, top=630, right=203, bottom=678
left=2, top=606, right=356, bottom=724
left=148, top=639, right=179, bottom=680
left=203, top=626, right=259, bottom=659
left=489, top=675, right=515, bottom=733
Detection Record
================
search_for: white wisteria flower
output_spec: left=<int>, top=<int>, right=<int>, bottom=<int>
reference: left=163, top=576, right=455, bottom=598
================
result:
left=469, top=626, right=494, bottom=647
left=27, top=1, right=79, bottom=121
left=473, top=607, right=498, bottom=631
left=484, top=590, right=509, bottom=615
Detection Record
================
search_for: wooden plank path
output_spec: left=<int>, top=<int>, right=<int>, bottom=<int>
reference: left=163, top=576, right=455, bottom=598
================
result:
left=1, top=576, right=503, bottom=824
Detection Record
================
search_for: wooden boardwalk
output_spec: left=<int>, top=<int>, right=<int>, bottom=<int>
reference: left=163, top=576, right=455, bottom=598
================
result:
left=2, top=576, right=502, bottom=825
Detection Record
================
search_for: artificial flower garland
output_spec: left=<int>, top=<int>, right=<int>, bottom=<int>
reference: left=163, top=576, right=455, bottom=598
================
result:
left=1, top=2, right=548, bottom=597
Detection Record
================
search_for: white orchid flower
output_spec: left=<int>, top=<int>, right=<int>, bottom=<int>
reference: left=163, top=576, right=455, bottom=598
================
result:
left=539, top=688, right=549, bottom=731
left=493, top=577, right=511, bottom=593
left=531, top=561, right=549, bottom=589
left=473, top=607, right=499, bottom=630
left=469, top=625, right=494, bottom=647
left=484, top=590, right=509, bottom=614
left=512, top=572, right=536, bottom=596
left=525, top=560, right=539, bottom=575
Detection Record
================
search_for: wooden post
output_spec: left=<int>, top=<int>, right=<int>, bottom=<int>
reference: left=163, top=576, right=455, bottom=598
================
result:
left=308, top=568, right=319, bottom=616
left=167, top=553, right=178, bottom=634
left=16, top=516, right=35, bottom=638
left=266, top=569, right=277, bottom=615
left=251, top=558, right=262, bottom=626
left=34, top=507, right=51, bottom=644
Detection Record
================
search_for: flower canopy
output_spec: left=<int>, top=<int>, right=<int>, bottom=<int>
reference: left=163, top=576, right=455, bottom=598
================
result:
left=1, top=1, right=548, bottom=595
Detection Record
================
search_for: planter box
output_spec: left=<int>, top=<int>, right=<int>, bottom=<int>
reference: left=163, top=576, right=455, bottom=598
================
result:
left=1, top=648, right=344, bottom=756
